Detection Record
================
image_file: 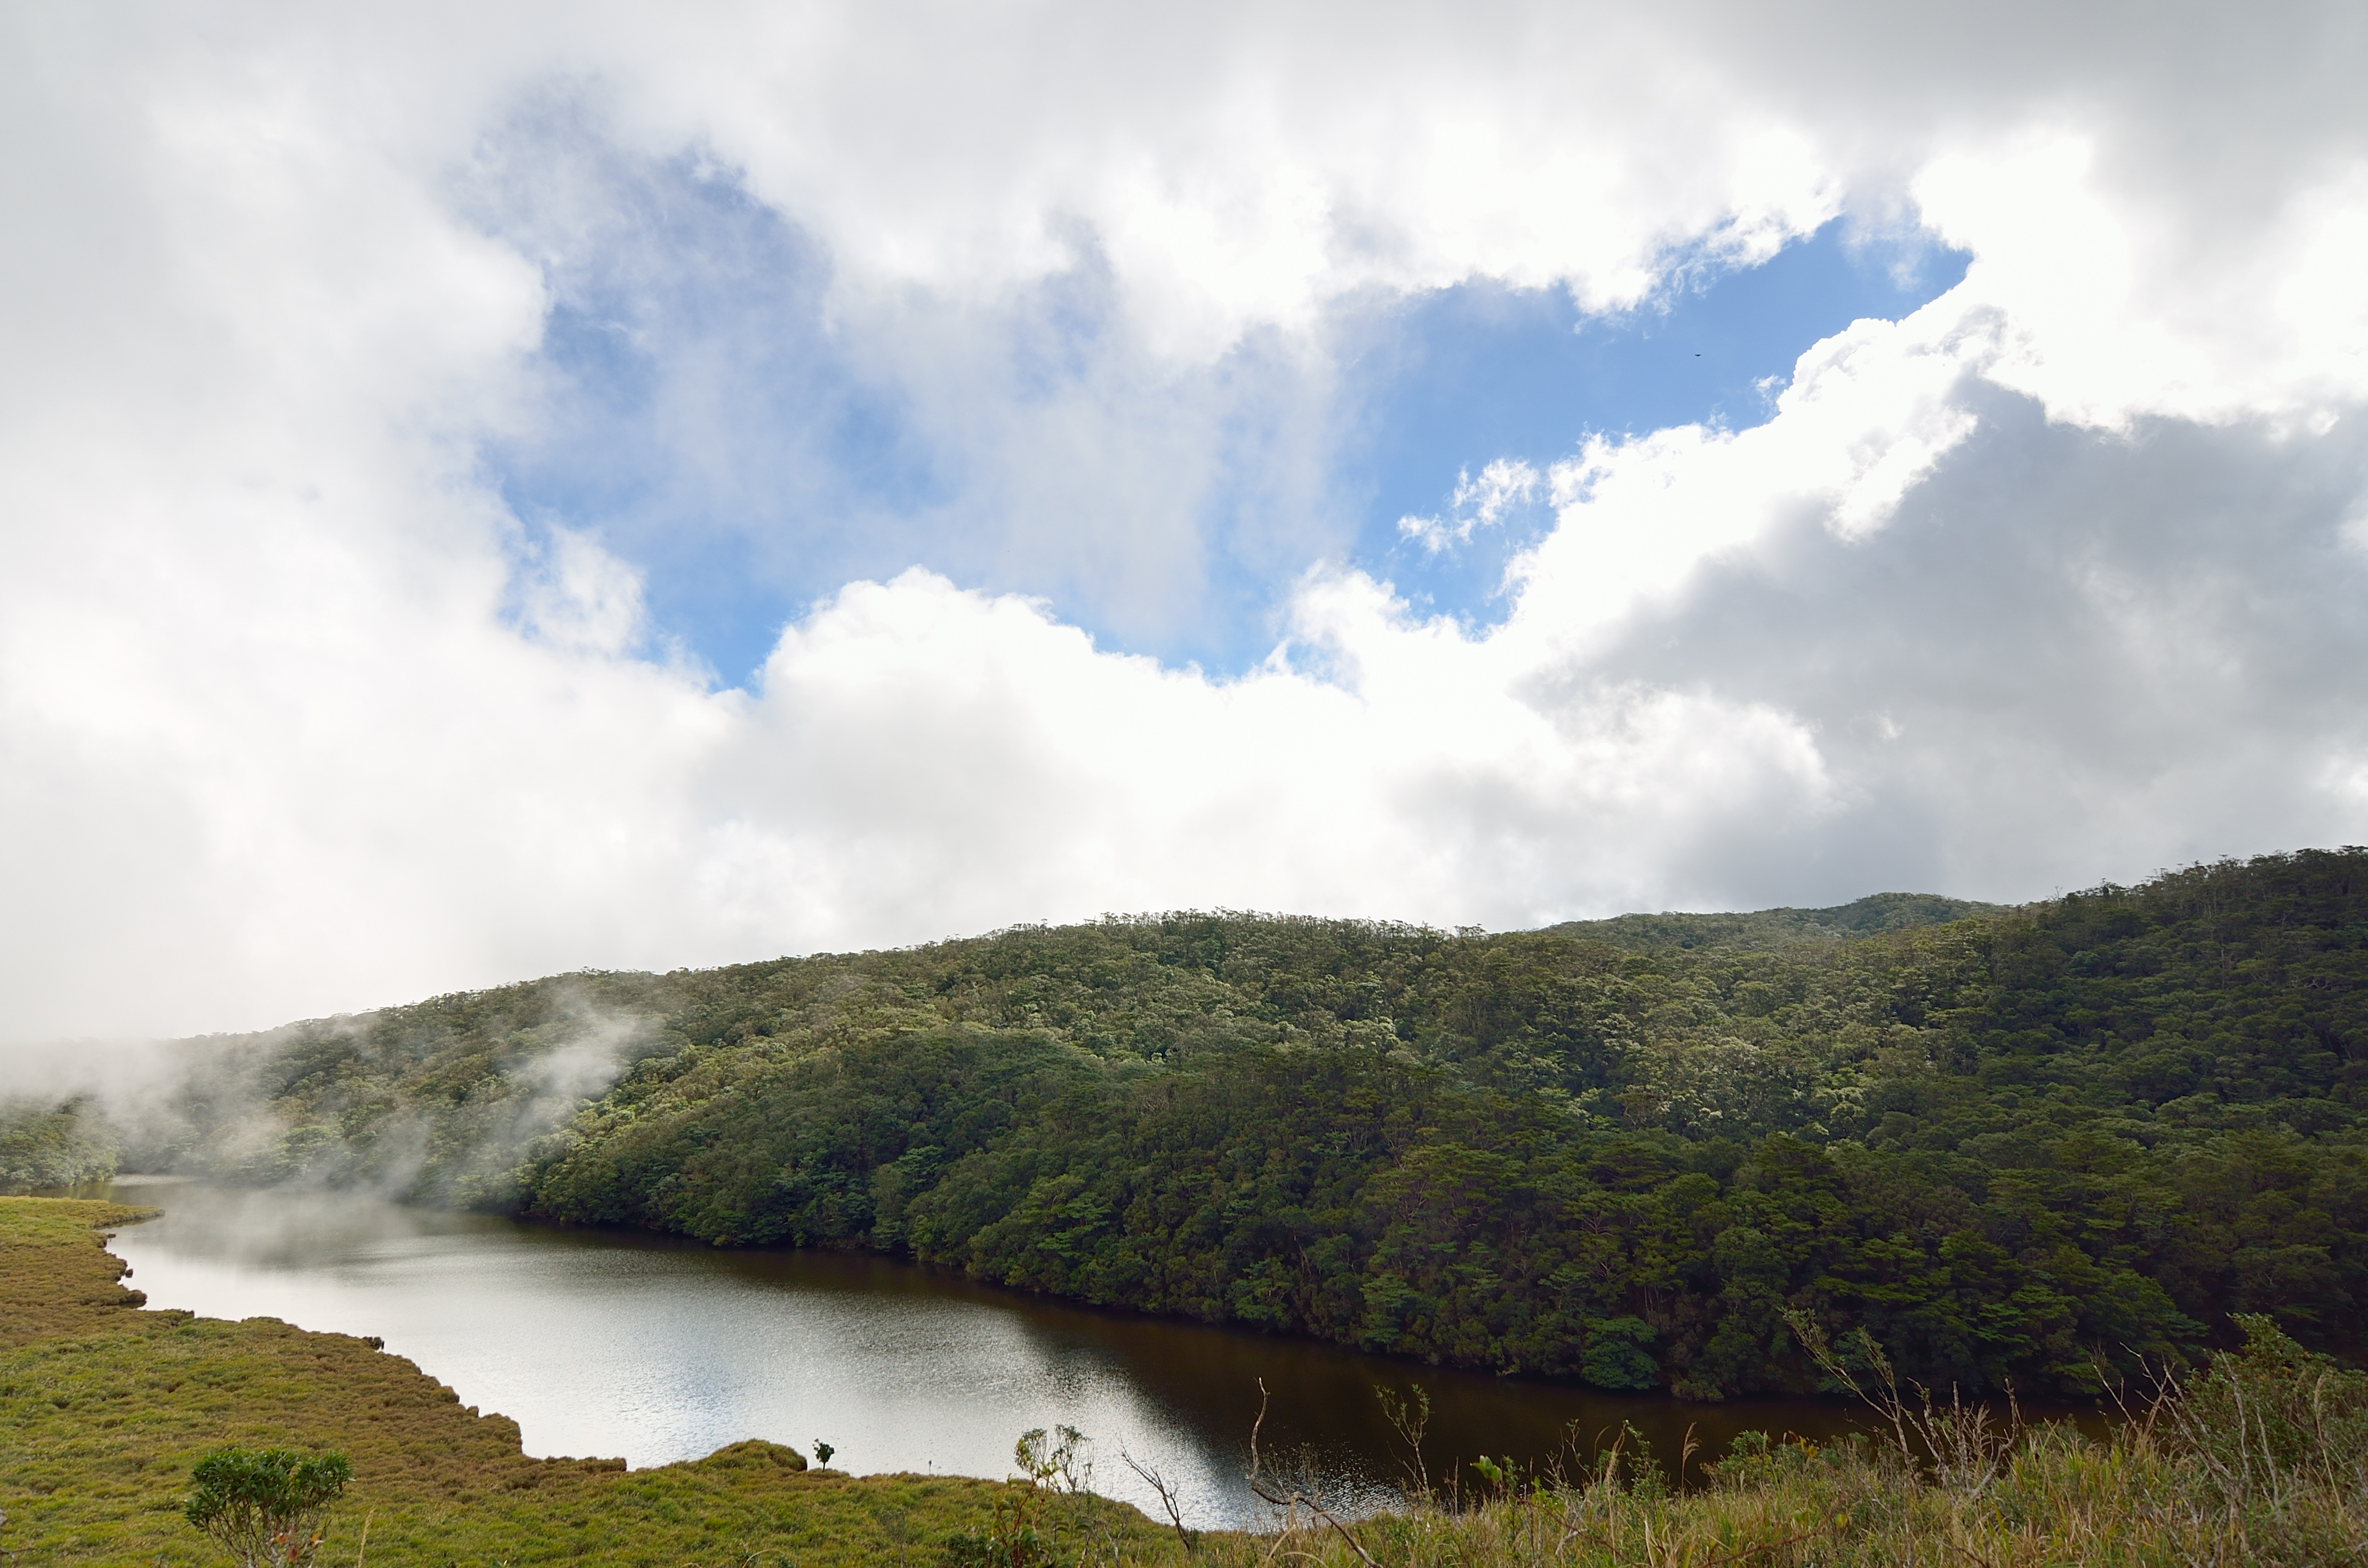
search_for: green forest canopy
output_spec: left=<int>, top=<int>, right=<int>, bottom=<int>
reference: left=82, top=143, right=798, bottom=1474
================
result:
left=20, top=849, right=2368, bottom=1402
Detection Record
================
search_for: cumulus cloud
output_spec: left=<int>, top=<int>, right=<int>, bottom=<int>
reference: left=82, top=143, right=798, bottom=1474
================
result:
left=698, top=567, right=1838, bottom=940
left=2, top=1, right=2366, bottom=1042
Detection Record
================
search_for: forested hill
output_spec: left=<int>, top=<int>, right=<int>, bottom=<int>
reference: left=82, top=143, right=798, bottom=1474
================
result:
left=20, top=851, right=2368, bottom=1401
left=1544, top=891, right=2002, bottom=953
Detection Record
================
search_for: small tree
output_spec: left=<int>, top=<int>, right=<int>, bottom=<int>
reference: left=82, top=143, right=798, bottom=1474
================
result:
left=183, top=1446, right=353, bottom=1568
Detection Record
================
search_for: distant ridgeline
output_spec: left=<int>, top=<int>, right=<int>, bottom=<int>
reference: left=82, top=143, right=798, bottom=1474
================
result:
left=15, top=850, right=2368, bottom=1401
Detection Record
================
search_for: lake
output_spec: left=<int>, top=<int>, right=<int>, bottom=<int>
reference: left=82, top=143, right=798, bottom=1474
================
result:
left=97, top=1175, right=1867, bottom=1528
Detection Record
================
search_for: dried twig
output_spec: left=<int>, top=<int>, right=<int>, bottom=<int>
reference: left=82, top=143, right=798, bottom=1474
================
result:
left=1246, top=1380, right=1378, bottom=1568
left=1118, top=1443, right=1198, bottom=1555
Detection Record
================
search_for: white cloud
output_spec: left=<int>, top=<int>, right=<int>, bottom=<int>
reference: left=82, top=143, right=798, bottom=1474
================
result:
left=589, top=5, right=1847, bottom=359
left=1914, top=136, right=2368, bottom=430
left=693, top=567, right=1838, bottom=945
left=516, top=528, right=651, bottom=656
left=1397, top=459, right=1542, bottom=555
left=1504, top=295, right=1991, bottom=656
left=3, top=2, right=2367, bottom=1043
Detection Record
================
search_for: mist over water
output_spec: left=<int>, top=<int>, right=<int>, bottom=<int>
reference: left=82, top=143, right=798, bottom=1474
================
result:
left=100, top=1177, right=1868, bottom=1527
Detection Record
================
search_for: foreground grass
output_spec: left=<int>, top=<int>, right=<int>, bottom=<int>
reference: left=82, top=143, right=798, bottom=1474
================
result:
left=1184, top=1426, right=2368, bottom=1568
left=0, top=1198, right=1176, bottom=1565
left=1170, top=1325, right=2368, bottom=1568
left=9, top=1196, right=2365, bottom=1565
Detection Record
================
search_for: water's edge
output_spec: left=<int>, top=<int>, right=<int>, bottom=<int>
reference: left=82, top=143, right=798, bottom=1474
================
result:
left=96, top=1176, right=1892, bottom=1527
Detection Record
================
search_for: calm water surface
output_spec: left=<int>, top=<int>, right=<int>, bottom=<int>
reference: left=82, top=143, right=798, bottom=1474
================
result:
left=99, top=1177, right=1867, bottom=1527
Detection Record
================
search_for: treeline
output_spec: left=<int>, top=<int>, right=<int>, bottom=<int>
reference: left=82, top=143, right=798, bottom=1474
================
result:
left=0, top=1096, right=118, bottom=1192
left=86, top=851, right=2368, bottom=1399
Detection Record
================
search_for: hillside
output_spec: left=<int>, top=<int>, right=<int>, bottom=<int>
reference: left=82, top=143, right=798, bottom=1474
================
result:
left=16, top=849, right=2368, bottom=1401
left=1542, top=892, right=2003, bottom=952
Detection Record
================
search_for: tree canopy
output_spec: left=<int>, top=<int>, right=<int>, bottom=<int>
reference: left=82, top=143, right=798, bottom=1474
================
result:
left=85, top=849, right=2368, bottom=1399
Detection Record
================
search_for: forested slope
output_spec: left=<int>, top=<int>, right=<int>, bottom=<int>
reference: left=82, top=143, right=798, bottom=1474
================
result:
left=31, top=851, right=2368, bottom=1401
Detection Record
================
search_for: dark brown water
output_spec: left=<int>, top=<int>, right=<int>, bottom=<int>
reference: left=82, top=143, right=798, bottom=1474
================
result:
left=98, top=1176, right=1869, bottom=1527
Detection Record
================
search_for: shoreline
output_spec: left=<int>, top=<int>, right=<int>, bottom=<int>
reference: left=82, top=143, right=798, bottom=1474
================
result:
left=0, top=1196, right=1176, bottom=1565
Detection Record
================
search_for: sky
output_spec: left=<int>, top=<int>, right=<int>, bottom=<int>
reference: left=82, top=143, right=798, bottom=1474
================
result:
left=4, top=1, right=2368, bottom=1042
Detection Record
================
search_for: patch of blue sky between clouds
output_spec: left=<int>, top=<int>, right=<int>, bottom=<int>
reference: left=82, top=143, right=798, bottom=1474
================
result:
left=480, top=123, right=1967, bottom=685
left=1334, top=221, right=1970, bottom=630
left=478, top=134, right=951, bottom=687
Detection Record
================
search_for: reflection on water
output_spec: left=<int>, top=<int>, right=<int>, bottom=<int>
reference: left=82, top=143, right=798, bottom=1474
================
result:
left=98, top=1177, right=1866, bottom=1528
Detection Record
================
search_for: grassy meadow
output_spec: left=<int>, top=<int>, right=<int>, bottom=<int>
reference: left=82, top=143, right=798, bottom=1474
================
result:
left=0, top=1198, right=1170, bottom=1565
left=11, top=1196, right=2368, bottom=1564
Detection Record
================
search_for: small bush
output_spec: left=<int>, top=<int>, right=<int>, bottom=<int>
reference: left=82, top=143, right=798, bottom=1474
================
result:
left=183, top=1445, right=353, bottom=1567
left=2162, top=1312, right=2368, bottom=1506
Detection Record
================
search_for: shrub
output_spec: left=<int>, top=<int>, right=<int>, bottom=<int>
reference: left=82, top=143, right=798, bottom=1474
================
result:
left=182, top=1446, right=353, bottom=1567
left=2160, top=1312, right=2368, bottom=1506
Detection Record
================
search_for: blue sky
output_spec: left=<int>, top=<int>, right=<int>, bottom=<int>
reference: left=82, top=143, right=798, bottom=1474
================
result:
left=489, top=163, right=1969, bottom=684
left=1333, top=223, right=1971, bottom=634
